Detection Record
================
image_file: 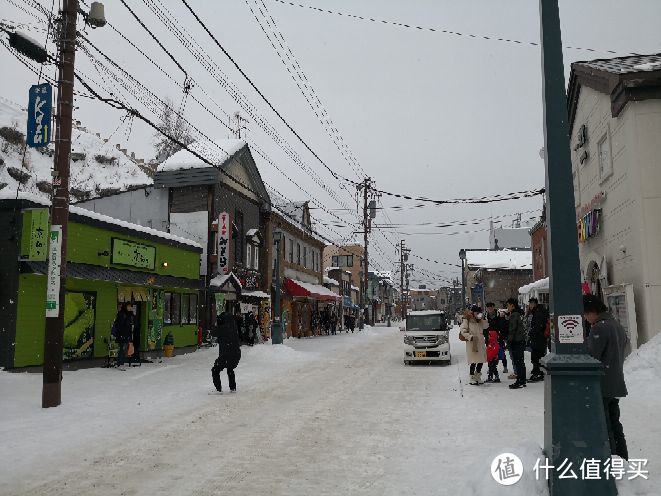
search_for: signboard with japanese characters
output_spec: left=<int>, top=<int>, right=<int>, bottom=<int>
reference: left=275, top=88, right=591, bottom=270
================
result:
left=217, top=211, right=230, bottom=275
left=558, top=315, right=584, bottom=344
left=24, top=208, right=49, bottom=260
left=45, top=225, right=62, bottom=317
left=111, top=238, right=156, bottom=270
left=26, top=83, right=52, bottom=148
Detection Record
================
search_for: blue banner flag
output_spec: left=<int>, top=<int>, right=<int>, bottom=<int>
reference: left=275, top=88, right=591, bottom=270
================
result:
left=26, top=83, right=52, bottom=148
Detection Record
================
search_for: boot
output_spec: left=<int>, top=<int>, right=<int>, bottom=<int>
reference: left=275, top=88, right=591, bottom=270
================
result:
left=529, top=372, right=545, bottom=382
left=509, top=379, right=527, bottom=389
left=469, top=374, right=480, bottom=386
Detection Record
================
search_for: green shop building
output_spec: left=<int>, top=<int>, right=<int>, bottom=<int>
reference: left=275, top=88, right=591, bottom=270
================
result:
left=0, top=193, right=203, bottom=369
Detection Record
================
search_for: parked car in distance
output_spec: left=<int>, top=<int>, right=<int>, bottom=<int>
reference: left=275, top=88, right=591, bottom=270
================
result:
left=403, top=310, right=450, bottom=365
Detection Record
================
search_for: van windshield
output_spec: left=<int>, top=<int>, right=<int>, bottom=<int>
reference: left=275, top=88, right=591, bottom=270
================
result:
left=407, top=314, right=443, bottom=331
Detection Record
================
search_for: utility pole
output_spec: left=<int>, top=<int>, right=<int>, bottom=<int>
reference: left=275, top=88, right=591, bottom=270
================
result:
left=539, top=1, right=615, bottom=494
left=399, top=240, right=410, bottom=320
left=358, top=177, right=377, bottom=327
left=42, top=0, right=78, bottom=409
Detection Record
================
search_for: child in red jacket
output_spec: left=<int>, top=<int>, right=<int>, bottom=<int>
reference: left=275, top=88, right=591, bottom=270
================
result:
left=486, top=329, right=501, bottom=383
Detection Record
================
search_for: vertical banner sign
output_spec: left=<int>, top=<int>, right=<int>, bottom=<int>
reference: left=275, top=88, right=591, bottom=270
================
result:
left=45, top=225, right=62, bottom=317
left=28, top=208, right=49, bottom=260
left=26, top=83, right=52, bottom=148
left=217, top=211, right=230, bottom=275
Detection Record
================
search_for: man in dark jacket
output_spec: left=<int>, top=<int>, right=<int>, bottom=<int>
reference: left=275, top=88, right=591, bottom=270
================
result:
left=113, top=303, right=133, bottom=368
left=584, top=294, right=629, bottom=460
left=506, top=298, right=527, bottom=389
left=527, top=298, right=549, bottom=382
left=211, top=311, right=242, bottom=393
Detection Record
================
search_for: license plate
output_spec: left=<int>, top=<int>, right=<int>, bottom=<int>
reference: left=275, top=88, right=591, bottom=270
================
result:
left=415, top=351, right=426, bottom=358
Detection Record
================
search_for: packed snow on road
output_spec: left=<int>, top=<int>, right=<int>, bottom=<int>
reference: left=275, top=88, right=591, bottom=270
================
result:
left=1, top=326, right=659, bottom=495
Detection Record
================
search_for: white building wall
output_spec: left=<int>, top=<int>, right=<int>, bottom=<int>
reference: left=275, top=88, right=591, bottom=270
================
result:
left=572, top=86, right=661, bottom=344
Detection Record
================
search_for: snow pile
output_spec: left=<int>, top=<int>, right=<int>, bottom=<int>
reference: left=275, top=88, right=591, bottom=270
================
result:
left=467, top=249, right=532, bottom=270
left=519, top=277, right=549, bottom=295
left=633, top=61, right=661, bottom=71
left=0, top=97, right=151, bottom=200
left=624, top=331, right=661, bottom=394
left=157, top=139, right=245, bottom=172
left=240, top=342, right=316, bottom=363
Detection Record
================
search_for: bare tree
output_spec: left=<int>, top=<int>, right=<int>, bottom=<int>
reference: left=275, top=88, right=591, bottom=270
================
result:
left=153, top=98, right=194, bottom=162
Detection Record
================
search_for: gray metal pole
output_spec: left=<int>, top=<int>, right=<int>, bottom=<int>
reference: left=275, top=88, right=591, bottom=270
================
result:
left=539, top=1, right=615, bottom=494
left=272, top=238, right=283, bottom=344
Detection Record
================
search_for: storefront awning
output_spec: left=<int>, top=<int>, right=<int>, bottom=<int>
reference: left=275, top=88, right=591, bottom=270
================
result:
left=242, top=290, right=270, bottom=299
left=284, top=278, right=341, bottom=301
left=118, top=286, right=149, bottom=302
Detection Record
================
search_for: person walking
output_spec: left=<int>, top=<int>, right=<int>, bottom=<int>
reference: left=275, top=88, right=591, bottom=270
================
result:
left=583, top=294, right=629, bottom=460
left=506, top=298, right=527, bottom=389
left=211, top=311, right=242, bottom=393
left=459, top=306, right=488, bottom=385
left=113, top=303, right=133, bottom=370
left=246, top=311, right=258, bottom=346
left=527, top=298, right=549, bottom=382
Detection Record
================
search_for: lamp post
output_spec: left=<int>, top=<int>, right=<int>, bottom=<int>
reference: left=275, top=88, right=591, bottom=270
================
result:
left=539, top=1, right=615, bottom=494
left=272, top=229, right=283, bottom=345
left=458, top=249, right=466, bottom=310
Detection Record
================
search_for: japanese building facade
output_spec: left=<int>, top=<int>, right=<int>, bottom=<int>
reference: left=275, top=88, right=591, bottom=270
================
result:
left=0, top=193, right=202, bottom=369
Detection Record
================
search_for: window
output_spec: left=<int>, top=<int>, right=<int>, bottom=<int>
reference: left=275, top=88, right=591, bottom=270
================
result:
left=254, top=248, right=259, bottom=270
left=297, top=243, right=301, bottom=265
left=164, top=292, right=172, bottom=324
left=303, top=247, right=308, bottom=268
left=234, top=210, right=244, bottom=264
left=288, top=238, right=293, bottom=263
left=247, top=244, right=252, bottom=269
left=189, top=294, right=198, bottom=324
left=171, top=293, right=181, bottom=325
left=332, top=255, right=339, bottom=267
left=598, top=132, right=612, bottom=181
left=332, top=255, right=354, bottom=267
left=181, top=294, right=190, bottom=324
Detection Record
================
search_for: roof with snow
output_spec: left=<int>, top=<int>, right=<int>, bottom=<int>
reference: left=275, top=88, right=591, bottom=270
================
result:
left=466, top=249, right=532, bottom=271
left=568, top=52, right=661, bottom=133
left=157, top=139, right=246, bottom=172
left=0, top=191, right=202, bottom=251
left=519, top=277, right=550, bottom=295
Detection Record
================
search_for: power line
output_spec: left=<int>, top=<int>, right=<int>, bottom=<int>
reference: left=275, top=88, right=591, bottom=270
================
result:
left=271, top=0, right=622, bottom=55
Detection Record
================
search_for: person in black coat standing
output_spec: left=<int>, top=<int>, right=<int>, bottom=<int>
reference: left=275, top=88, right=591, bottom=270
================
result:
left=113, top=303, right=133, bottom=368
left=212, top=311, right=242, bottom=393
left=584, top=294, right=629, bottom=460
left=527, top=298, right=549, bottom=382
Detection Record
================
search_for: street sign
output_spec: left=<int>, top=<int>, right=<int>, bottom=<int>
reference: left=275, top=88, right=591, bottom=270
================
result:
left=557, top=315, right=584, bottom=344
left=45, top=225, right=62, bottom=317
left=26, top=83, right=52, bottom=148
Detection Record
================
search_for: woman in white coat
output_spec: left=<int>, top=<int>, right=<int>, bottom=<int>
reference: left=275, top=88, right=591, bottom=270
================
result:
left=460, top=306, right=489, bottom=385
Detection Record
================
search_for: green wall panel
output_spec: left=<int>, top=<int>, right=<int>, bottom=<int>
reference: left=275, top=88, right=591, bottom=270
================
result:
left=14, top=275, right=47, bottom=367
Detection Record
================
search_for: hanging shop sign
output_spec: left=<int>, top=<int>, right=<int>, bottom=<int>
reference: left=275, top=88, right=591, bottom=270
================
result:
left=26, top=83, right=52, bottom=148
left=577, top=209, right=602, bottom=243
left=45, top=225, right=62, bottom=317
left=111, top=238, right=156, bottom=270
left=24, top=208, right=49, bottom=260
left=577, top=191, right=606, bottom=220
left=217, top=211, right=231, bottom=275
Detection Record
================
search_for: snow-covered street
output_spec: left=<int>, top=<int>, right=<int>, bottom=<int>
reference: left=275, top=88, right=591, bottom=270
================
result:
left=1, top=326, right=659, bottom=495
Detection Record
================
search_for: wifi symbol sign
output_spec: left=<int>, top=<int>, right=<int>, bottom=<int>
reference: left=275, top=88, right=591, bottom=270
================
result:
left=563, top=319, right=580, bottom=330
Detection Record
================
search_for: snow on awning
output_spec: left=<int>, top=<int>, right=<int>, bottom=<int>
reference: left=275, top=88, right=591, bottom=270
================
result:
left=209, top=272, right=242, bottom=292
left=323, top=276, right=339, bottom=286
left=241, top=290, right=270, bottom=299
left=284, top=278, right=341, bottom=301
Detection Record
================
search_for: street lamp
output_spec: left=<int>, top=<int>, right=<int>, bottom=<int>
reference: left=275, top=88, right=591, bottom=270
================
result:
left=272, top=229, right=283, bottom=345
left=458, top=249, right=466, bottom=310
left=539, top=1, right=614, bottom=494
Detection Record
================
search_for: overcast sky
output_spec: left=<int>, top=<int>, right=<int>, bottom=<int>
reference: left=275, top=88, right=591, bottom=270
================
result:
left=2, top=0, right=660, bottom=287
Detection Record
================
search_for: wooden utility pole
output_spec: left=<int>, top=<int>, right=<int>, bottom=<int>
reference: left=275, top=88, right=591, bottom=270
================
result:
left=42, top=0, right=78, bottom=408
left=362, top=177, right=370, bottom=326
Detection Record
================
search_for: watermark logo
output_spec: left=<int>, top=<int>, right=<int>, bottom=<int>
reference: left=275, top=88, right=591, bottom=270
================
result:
left=492, top=453, right=524, bottom=486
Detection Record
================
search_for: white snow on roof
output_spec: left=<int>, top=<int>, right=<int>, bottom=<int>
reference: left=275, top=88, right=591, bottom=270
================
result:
left=157, top=139, right=246, bottom=172
left=246, top=228, right=259, bottom=237
left=242, top=290, right=269, bottom=299
left=467, top=249, right=532, bottom=270
left=633, top=61, right=661, bottom=71
left=0, top=190, right=202, bottom=249
left=291, top=279, right=341, bottom=299
left=209, top=273, right=242, bottom=289
left=519, top=277, right=550, bottom=294
left=323, top=276, right=339, bottom=286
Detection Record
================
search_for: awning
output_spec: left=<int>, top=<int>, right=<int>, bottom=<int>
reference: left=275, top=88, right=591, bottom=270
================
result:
left=284, top=278, right=341, bottom=301
left=209, top=272, right=242, bottom=293
left=242, top=290, right=270, bottom=299
left=118, top=286, right=149, bottom=302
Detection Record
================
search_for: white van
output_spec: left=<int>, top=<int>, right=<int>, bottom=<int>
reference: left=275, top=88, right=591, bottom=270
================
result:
left=403, top=310, right=451, bottom=364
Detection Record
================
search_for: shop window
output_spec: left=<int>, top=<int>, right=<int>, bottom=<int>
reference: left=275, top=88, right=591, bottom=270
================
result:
left=234, top=210, right=244, bottom=265
left=171, top=293, right=181, bottom=325
left=181, top=293, right=190, bottom=324
left=297, top=242, right=301, bottom=265
left=189, top=294, right=198, bottom=324
left=164, top=292, right=172, bottom=324
left=247, top=244, right=252, bottom=269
